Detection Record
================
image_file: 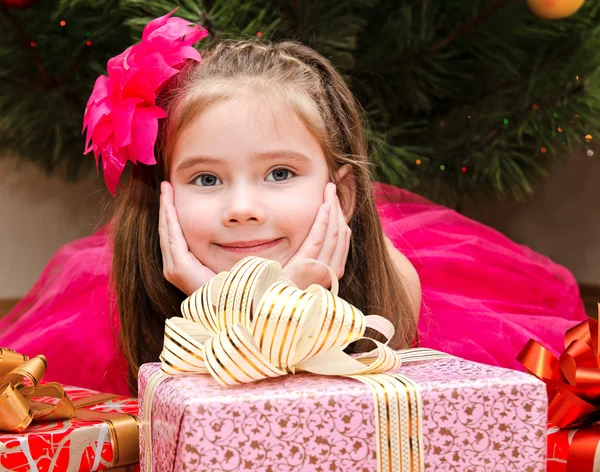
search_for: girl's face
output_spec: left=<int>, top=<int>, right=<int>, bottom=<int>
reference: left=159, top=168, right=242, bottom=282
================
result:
left=169, top=93, right=330, bottom=274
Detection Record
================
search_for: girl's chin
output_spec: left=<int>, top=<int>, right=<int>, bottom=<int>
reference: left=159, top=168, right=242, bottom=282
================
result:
left=206, top=250, right=293, bottom=274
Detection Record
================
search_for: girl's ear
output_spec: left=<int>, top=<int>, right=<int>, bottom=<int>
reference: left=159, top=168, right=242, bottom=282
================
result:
left=335, top=164, right=356, bottom=224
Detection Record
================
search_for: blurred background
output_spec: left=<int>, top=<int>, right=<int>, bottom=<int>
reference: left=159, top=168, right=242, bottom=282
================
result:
left=1, top=0, right=599, bottom=317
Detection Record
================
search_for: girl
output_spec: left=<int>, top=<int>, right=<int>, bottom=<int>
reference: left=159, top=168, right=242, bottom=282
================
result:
left=110, top=21, right=421, bottom=394
left=0, top=12, right=587, bottom=397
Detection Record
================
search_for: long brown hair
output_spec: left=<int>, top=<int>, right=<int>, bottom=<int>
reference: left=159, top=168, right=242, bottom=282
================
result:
left=110, top=40, right=416, bottom=395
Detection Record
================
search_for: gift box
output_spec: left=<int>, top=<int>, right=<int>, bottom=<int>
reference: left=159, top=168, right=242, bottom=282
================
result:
left=138, top=257, right=549, bottom=471
left=0, top=385, right=139, bottom=472
left=139, top=351, right=548, bottom=471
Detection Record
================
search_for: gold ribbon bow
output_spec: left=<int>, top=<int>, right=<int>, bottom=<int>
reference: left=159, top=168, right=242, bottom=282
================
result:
left=0, top=347, right=76, bottom=433
left=518, top=307, right=600, bottom=428
left=160, top=256, right=402, bottom=384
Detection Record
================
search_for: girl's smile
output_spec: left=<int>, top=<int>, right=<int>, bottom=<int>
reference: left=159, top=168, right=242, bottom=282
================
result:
left=214, top=237, right=285, bottom=253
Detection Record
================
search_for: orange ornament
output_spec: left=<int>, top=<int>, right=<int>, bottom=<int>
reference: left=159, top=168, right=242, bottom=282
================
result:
left=526, top=0, right=585, bottom=19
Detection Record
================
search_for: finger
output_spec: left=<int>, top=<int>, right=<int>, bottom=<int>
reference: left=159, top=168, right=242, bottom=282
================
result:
left=317, top=183, right=339, bottom=263
left=162, top=182, right=192, bottom=267
left=165, top=198, right=192, bottom=266
left=290, top=202, right=330, bottom=261
left=159, top=182, right=173, bottom=270
left=330, top=197, right=351, bottom=278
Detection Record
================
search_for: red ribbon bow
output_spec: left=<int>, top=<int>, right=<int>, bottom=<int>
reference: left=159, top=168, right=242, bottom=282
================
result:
left=518, top=311, right=600, bottom=429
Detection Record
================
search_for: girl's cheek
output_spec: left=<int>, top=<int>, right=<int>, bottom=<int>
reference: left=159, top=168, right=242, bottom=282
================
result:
left=287, top=199, right=323, bottom=243
left=176, top=202, right=211, bottom=245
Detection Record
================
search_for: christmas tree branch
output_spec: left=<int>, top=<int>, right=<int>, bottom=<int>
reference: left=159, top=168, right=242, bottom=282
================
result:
left=0, top=77, right=45, bottom=93
left=429, top=0, right=517, bottom=53
left=282, top=0, right=303, bottom=38
left=57, top=47, right=91, bottom=83
left=473, top=82, right=586, bottom=149
left=0, top=6, right=53, bottom=87
left=370, top=0, right=518, bottom=71
left=536, top=82, right=585, bottom=110
left=199, top=2, right=219, bottom=39
left=485, top=56, right=556, bottom=98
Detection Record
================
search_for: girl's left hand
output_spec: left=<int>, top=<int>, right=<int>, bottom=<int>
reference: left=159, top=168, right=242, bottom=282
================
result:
left=280, top=182, right=351, bottom=290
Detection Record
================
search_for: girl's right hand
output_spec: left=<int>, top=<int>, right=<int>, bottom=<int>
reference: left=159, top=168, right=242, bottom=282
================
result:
left=159, top=181, right=216, bottom=296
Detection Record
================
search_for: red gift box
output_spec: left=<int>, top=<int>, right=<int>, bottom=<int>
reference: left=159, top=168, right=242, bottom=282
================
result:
left=0, top=385, right=139, bottom=472
left=518, top=315, right=600, bottom=472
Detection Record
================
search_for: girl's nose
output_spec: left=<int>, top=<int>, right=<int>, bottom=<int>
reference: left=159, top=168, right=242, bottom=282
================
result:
left=221, top=187, right=267, bottom=226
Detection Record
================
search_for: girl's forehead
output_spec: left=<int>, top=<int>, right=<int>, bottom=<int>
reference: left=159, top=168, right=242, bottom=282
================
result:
left=170, top=93, right=327, bottom=171
left=182, top=96, right=307, bottom=144
left=197, top=93, right=294, bottom=128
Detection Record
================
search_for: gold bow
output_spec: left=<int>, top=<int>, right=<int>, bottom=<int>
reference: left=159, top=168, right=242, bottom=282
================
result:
left=0, top=348, right=76, bottom=433
left=160, top=256, right=402, bottom=385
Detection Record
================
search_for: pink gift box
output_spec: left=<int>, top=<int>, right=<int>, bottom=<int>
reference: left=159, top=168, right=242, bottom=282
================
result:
left=139, top=354, right=547, bottom=471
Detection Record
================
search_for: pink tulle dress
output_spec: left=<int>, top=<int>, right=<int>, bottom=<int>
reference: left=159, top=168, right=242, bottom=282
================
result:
left=0, top=183, right=587, bottom=396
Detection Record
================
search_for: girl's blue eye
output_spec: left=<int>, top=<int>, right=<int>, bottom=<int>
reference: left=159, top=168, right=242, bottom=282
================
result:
left=194, top=174, right=222, bottom=187
left=266, top=168, right=294, bottom=182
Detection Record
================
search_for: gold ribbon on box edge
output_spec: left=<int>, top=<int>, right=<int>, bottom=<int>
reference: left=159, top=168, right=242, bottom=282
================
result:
left=143, top=256, right=451, bottom=472
left=0, top=348, right=139, bottom=468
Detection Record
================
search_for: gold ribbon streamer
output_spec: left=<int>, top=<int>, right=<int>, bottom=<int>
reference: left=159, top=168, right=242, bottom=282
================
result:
left=352, top=373, right=424, bottom=472
left=145, top=257, right=451, bottom=472
left=0, top=348, right=139, bottom=468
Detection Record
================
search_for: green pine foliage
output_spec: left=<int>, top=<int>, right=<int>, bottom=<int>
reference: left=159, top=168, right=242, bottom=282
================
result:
left=1, top=0, right=599, bottom=206
left=0, top=0, right=131, bottom=178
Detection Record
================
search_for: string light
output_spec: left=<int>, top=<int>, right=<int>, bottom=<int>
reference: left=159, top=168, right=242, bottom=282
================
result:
left=585, top=134, right=593, bottom=142
left=540, top=147, right=547, bottom=153
left=587, top=149, right=594, bottom=157
left=30, top=41, right=36, bottom=47
left=557, top=127, right=563, bottom=133
left=416, top=159, right=422, bottom=165
left=503, top=118, right=509, bottom=125
left=461, top=166, right=467, bottom=172
left=467, top=115, right=471, bottom=119
left=256, top=32, right=262, bottom=37
left=553, top=112, right=559, bottom=119
left=440, top=165, right=445, bottom=171
left=86, top=40, right=92, bottom=46
left=60, top=20, right=66, bottom=27
left=531, top=104, right=538, bottom=110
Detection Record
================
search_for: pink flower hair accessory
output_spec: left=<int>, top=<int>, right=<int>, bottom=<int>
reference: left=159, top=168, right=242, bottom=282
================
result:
left=83, top=9, right=208, bottom=195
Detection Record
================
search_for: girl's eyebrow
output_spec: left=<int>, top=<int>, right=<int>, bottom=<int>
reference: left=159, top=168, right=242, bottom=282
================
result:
left=175, top=149, right=312, bottom=175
